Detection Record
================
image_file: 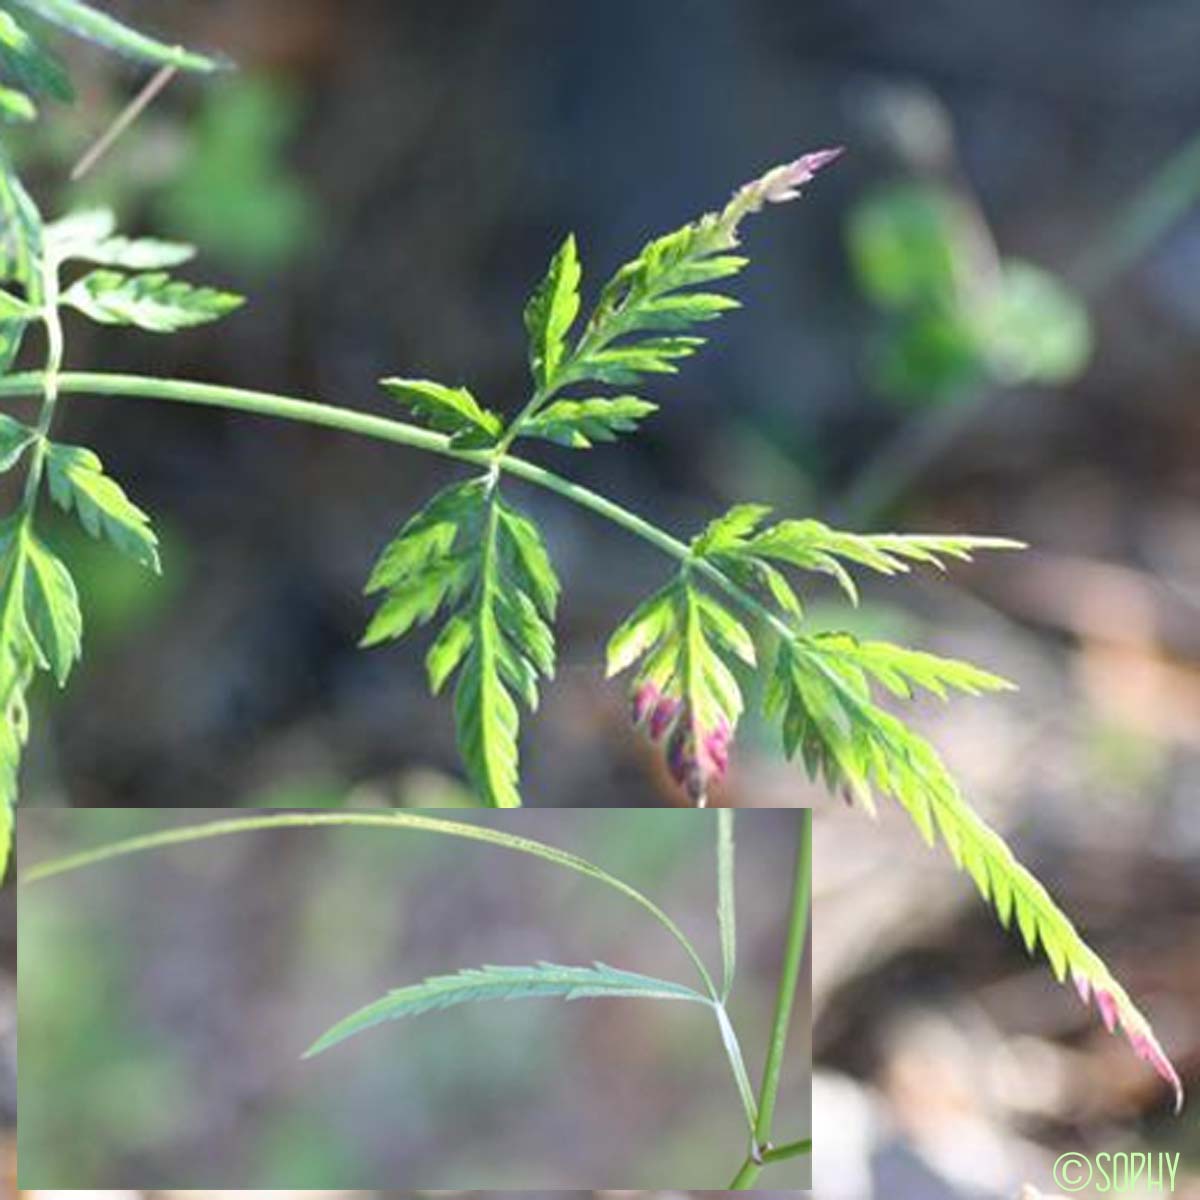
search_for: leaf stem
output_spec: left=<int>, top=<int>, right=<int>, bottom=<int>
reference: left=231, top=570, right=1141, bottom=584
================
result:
left=18, top=259, right=64, bottom=519
left=713, top=999, right=760, bottom=1137
left=0, top=371, right=786, bottom=633
left=728, top=808, right=812, bottom=1189
left=20, top=810, right=720, bottom=1000
left=762, top=1136, right=812, bottom=1164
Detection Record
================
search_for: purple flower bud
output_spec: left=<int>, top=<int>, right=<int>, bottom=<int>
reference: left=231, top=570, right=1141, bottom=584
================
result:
left=632, top=682, right=660, bottom=725
left=762, top=147, right=846, bottom=203
left=648, top=695, right=680, bottom=741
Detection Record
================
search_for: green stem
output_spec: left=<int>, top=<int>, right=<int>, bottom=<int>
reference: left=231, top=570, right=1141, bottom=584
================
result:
left=18, top=260, right=64, bottom=518
left=0, top=372, right=816, bottom=698
left=728, top=808, right=812, bottom=1189
left=492, top=384, right=548, bottom=457
left=0, top=370, right=776, bottom=626
left=21, top=810, right=719, bottom=1000
left=713, top=999, right=760, bottom=1137
left=762, top=1137, right=812, bottom=1164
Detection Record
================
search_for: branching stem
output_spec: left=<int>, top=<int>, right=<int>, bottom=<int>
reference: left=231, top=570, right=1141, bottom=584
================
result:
left=728, top=808, right=812, bottom=1189
left=0, top=371, right=793, bottom=644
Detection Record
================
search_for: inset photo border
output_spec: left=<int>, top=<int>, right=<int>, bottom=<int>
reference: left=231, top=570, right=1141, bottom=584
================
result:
left=18, top=807, right=811, bottom=1191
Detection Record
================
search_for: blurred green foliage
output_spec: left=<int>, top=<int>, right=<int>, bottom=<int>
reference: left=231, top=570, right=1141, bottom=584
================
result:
left=847, top=182, right=1092, bottom=404
left=155, top=77, right=316, bottom=273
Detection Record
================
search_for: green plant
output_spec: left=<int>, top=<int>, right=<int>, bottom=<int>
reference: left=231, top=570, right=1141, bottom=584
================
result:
left=846, top=180, right=1092, bottom=405
left=0, top=1, right=1183, bottom=1115
left=25, top=808, right=812, bottom=1189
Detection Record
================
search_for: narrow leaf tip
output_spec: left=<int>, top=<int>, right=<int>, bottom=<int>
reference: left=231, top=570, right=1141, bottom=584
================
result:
left=1074, top=972, right=1184, bottom=1113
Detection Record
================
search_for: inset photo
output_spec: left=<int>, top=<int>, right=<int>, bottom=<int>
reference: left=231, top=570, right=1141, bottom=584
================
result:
left=18, top=807, right=811, bottom=1191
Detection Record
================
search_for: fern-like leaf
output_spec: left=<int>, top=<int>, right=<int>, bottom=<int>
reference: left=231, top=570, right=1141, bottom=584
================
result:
left=1, top=517, right=81, bottom=689
left=506, top=150, right=842, bottom=455
left=803, top=632, right=1015, bottom=701
left=0, top=514, right=83, bottom=878
left=607, top=577, right=753, bottom=805
left=694, top=504, right=1022, bottom=608
left=0, top=149, right=42, bottom=292
left=766, top=638, right=1183, bottom=1110
left=45, top=442, right=160, bottom=572
left=521, top=395, right=657, bottom=449
left=379, top=378, right=503, bottom=449
left=362, top=478, right=559, bottom=807
left=61, top=269, right=243, bottom=331
left=524, top=233, right=581, bottom=391
left=46, top=208, right=194, bottom=269
left=558, top=149, right=842, bottom=396
left=304, top=960, right=709, bottom=1059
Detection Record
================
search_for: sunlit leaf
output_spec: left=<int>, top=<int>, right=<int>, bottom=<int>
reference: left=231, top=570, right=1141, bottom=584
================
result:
left=61, top=269, right=243, bottom=331
left=380, top=378, right=502, bottom=449
left=45, top=442, right=160, bottom=572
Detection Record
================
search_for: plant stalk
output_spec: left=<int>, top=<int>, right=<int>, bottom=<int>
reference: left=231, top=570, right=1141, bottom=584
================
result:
left=0, top=371, right=787, bottom=633
left=728, top=807, right=812, bottom=1189
left=18, top=261, right=64, bottom=518
left=20, top=810, right=719, bottom=1000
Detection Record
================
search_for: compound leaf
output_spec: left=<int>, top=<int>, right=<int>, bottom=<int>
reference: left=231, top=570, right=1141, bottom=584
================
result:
left=764, top=637, right=1182, bottom=1111
left=303, top=960, right=709, bottom=1058
left=521, top=395, right=657, bottom=449
left=804, top=632, right=1014, bottom=701
left=46, top=209, right=194, bottom=269
left=61, top=269, right=243, bottom=331
left=1, top=518, right=81, bottom=689
left=379, top=378, right=502, bottom=449
left=0, top=152, right=43, bottom=291
left=556, top=150, right=843, bottom=397
left=607, top=577, right=751, bottom=805
left=362, top=479, right=559, bottom=807
left=45, top=441, right=160, bottom=571
left=524, top=233, right=581, bottom=390
left=694, top=504, right=1022, bottom=609
left=21, top=532, right=80, bottom=684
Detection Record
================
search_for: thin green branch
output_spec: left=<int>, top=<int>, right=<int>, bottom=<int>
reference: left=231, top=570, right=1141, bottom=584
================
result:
left=713, top=999, right=760, bottom=1136
left=0, top=370, right=766, bottom=618
left=729, top=808, right=812, bottom=1189
left=18, top=259, right=64, bottom=517
left=0, top=373, right=820, bottom=730
left=20, top=810, right=719, bottom=1000
left=762, top=1137, right=812, bottom=1164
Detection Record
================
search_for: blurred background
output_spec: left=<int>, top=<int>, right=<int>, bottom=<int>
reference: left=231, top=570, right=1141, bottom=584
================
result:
left=18, top=808, right=810, bottom=1190
left=1, top=0, right=1199, bottom=1195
